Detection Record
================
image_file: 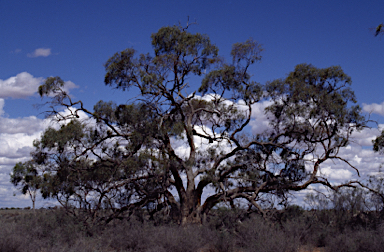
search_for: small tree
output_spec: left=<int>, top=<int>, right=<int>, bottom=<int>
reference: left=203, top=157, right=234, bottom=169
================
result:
left=331, top=187, right=370, bottom=214
left=10, top=161, right=41, bottom=210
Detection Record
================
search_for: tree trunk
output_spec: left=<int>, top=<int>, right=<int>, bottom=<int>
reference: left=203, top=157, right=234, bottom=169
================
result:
left=180, top=190, right=204, bottom=225
left=180, top=205, right=204, bottom=225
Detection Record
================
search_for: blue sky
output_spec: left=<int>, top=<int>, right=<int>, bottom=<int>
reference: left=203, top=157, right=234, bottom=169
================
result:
left=1, top=0, right=384, bottom=208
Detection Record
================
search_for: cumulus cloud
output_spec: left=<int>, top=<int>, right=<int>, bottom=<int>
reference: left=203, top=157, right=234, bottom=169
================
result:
left=27, top=48, right=52, bottom=58
left=62, top=81, right=78, bottom=94
left=250, top=100, right=273, bottom=134
left=350, top=126, right=381, bottom=146
left=0, top=116, right=46, bottom=135
left=0, top=98, right=49, bottom=135
left=320, top=166, right=353, bottom=180
left=0, top=72, right=43, bottom=98
left=363, top=102, right=384, bottom=116
left=174, top=125, right=235, bottom=157
left=0, top=73, right=78, bottom=99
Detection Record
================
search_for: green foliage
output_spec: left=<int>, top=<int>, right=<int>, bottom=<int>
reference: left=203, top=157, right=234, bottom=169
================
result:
left=199, top=39, right=263, bottom=103
left=38, top=76, right=65, bottom=97
left=151, top=26, right=218, bottom=58
left=266, top=64, right=362, bottom=130
left=104, top=25, right=219, bottom=93
left=34, top=119, right=84, bottom=155
left=373, top=130, right=384, bottom=154
left=10, top=162, right=41, bottom=209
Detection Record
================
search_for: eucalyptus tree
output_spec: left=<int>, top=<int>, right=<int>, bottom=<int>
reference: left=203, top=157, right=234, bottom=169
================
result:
left=10, top=161, right=42, bottom=210
left=33, top=24, right=366, bottom=225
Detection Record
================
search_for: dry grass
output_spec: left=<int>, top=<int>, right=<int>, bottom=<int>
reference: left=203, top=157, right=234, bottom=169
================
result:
left=0, top=207, right=383, bottom=252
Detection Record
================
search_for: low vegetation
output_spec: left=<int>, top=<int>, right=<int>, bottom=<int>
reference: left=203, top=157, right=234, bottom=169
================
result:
left=1, top=203, right=384, bottom=252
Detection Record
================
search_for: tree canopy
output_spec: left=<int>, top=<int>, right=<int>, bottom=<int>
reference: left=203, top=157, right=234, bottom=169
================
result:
left=23, top=24, right=367, bottom=225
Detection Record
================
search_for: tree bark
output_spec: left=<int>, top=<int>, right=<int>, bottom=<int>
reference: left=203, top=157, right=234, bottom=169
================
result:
left=180, top=188, right=204, bottom=225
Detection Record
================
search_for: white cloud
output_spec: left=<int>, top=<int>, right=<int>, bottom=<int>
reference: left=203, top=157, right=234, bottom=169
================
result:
left=350, top=126, right=381, bottom=146
left=62, top=81, right=78, bottom=94
left=0, top=116, right=46, bottom=135
left=0, top=99, right=4, bottom=116
left=171, top=125, right=230, bottom=160
left=353, top=155, right=362, bottom=164
left=0, top=73, right=78, bottom=99
left=250, top=100, right=273, bottom=134
left=0, top=72, right=43, bottom=98
left=363, top=102, right=384, bottom=116
left=27, top=48, right=52, bottom=58
left=320, top=166, right=353, bottom=180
